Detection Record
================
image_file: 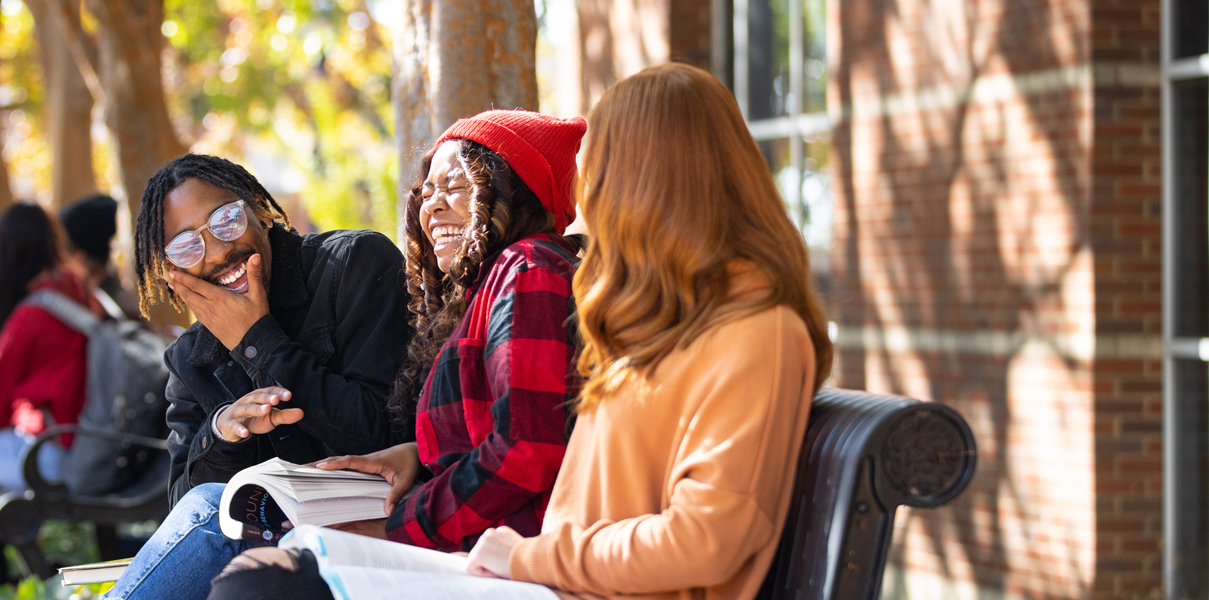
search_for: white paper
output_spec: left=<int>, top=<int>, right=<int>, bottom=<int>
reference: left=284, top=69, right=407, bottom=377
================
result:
left=318, top=566, right=559, bottom=600
left=283, top=525, right=469, bottom=574
left=281, top=526, right=558, bottom=600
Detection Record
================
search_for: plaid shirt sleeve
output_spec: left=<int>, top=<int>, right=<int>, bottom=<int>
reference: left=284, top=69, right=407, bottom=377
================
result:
left=387, top=241, right=578, bottom=551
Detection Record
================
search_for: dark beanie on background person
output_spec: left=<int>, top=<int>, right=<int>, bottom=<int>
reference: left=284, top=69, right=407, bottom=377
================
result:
left=435, top=109, right=588, bottom=234
left=60, top=194, right=118, bottom=262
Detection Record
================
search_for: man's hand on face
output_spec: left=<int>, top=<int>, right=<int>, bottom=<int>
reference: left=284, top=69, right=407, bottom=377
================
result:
left=168, top=253, right=270, bottom=350
left=215, top=386, right=303, bottom=443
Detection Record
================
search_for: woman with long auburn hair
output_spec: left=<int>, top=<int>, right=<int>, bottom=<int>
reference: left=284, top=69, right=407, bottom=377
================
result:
left=462, top=62, right=833, bottom=599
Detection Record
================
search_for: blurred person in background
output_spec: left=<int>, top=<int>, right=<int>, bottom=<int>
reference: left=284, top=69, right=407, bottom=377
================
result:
left=60, top=194, right=143, bottom=322
left=0, top=202, right=100, bottom=491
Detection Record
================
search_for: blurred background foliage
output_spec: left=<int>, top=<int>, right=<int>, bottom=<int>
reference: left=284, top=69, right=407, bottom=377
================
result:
left=1, top=0, right=399, bottom=238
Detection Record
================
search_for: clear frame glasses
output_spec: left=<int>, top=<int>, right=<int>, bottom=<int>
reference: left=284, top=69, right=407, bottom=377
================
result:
left=164, top=200, right=249, bottom=268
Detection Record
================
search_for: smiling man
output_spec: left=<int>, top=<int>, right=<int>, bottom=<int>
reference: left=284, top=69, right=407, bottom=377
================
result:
left=131, top=154, right=413, bottom=506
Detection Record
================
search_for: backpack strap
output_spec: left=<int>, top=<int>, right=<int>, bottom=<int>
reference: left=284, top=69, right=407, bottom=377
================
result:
left=22, top=289, right=100, bottom=338
left=92, top=288, right=126, bottom=322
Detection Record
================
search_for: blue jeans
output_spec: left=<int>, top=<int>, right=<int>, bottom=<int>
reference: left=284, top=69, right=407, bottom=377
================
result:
left=105, top=483, right=271, bottom=600
left=0, top=428, right=65, bottom=491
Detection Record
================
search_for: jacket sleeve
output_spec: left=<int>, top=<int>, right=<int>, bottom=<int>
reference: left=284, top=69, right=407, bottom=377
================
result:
left=165, top=364, right=258, bottom=507
left=385, top=260, right=576, bottom=551
left=228, top=232, right=412, bottom=456
left=508, top=309, right=817, bottom=595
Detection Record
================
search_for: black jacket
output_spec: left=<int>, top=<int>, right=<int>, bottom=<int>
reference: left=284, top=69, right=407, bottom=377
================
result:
left=164, top=226, right=413, bottom=506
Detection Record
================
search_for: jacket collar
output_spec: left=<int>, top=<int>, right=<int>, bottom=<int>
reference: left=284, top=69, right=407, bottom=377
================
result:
left=188, top=224, right=309, bottom=367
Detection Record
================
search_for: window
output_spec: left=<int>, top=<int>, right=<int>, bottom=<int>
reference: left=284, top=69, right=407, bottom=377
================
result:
left=1162, top=0, right=1209, bottom=595
left=733, top=0, right=831, bottom=273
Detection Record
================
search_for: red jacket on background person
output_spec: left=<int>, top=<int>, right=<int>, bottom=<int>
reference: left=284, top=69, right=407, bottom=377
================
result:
left=0, top=270, right=99, bottom=446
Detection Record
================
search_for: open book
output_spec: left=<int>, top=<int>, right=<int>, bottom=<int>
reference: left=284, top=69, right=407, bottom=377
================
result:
left=281, top=525, right=558, bottom=600
left=218, top=457, right=394, bottom=542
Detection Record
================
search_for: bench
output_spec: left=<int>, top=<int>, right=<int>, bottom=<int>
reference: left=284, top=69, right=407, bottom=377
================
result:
left=757, top=388, right=977, bottom=600
left=0, top=387, right=974, bottom=595
left=0, top=425, right=171, bottom=580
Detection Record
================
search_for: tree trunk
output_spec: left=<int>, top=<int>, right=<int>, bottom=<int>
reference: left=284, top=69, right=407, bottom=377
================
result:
left=86, top=0, right=185, bottom=274
left=41, top=0, right=187, bottom=326
left=392, top=0, right=538, bottom=240
left=29, top=0, right=96, bottom=209
left=0, top=128, right=13, bottom=212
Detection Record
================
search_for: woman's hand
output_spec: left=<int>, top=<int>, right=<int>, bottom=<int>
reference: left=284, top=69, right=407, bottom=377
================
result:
left=328, top=518, right=388, bottom=540
left=466, top=527, right=522, bottom=579
left=215, top=387, right=303, bottom=443
left=315, top=443, right=422, bottom=514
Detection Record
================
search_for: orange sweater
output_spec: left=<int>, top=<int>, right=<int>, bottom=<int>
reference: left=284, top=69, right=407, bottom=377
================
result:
left=509, top=304, right=817, bottom=599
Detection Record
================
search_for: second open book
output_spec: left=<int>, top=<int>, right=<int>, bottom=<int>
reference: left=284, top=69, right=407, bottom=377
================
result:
left=282, top=525, right=558, bottom=600
left=216, top=458, right=558, bottom=599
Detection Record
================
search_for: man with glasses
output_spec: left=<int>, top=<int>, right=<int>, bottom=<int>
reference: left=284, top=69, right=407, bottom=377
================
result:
left=130, top=154, right=412, bottom=508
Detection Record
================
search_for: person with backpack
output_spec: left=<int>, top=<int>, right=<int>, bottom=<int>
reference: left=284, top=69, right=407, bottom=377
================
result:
left=0, top=202, right=98, bottom=491
left=60, top=194, right=143, bottom=323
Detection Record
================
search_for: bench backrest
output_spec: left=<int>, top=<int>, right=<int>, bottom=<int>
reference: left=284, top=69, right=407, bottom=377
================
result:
left=756, top=388, right=977, bottom=600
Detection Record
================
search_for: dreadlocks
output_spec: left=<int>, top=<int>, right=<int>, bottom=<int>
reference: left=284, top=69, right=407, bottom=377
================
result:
left=388, top=140, right=574, bottom=430
left=134, top=154, right=291, bottom=318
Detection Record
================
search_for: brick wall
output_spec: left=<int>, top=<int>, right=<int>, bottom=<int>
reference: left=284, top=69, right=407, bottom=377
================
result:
left=829, top=0, right=1162, bottom=598
left=569, top=0, right=712, bottom=114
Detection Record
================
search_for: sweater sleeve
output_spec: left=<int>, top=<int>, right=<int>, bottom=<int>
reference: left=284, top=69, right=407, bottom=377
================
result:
left=508, top=309, right=816, bottom=594
left=386, top=256, right=576, bottom=551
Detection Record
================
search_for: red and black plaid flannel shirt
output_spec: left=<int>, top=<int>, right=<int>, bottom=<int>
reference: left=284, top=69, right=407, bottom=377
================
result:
left=386, top=234, right=580, bottom=551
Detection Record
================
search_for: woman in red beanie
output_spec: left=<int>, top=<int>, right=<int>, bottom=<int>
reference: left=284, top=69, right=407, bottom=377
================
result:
left=203, top=110, right=588, bottom=600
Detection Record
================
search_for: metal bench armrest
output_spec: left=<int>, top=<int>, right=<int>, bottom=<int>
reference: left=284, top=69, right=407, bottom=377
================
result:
left=22, top=425, right=168, bottom=496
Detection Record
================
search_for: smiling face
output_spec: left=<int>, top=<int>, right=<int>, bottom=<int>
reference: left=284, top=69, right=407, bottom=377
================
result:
left=162, top=177, right=272, bottom=295
left=419, top=141, right=475, bottom=274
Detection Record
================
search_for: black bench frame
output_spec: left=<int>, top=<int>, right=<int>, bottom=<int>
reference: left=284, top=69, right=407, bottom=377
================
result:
left=0, top=424, right=170, bottom=579
left=758, top=388, right=977, bottom=600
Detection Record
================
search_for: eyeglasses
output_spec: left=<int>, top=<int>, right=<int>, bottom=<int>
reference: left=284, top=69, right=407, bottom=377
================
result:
left=164, top=200, right=249, bottom=269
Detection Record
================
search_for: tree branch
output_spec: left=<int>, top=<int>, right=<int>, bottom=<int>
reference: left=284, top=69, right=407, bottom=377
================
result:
left=39, top=0, right=102, bottom=104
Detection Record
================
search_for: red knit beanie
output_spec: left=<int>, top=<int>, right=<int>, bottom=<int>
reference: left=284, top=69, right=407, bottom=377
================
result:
left=435, top=109, right=587, bottom=234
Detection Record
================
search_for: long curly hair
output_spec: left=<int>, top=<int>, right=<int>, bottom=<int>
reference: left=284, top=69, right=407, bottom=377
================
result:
left=389, top=139, right=571, bottom=429
left=0, top=202, right=63, bottom=327
left=574, top=63, right=834, bottom=412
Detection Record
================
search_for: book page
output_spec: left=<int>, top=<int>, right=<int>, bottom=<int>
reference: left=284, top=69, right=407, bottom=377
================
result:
left=218, top=458, right=392, bottom=540
left=282, top=525, right=469, bottom=575
left=317, top=566, right=559, bottom=600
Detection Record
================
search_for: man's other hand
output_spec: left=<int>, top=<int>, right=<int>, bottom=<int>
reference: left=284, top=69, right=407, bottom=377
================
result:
left=215, top=386, right=303, bottom=443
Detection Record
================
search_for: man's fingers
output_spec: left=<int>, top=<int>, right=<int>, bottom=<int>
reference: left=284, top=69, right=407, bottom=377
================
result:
left=167, top=278, right=205, bottom=305
left=270, top=407, right=304, bottom=427
left=168, top=271, right=216, bottom=300
left=246, top=254, right=267, bottom=300
left=227, top=401, right=273, bottom=421
left=238, top=387, right=292, bottom=406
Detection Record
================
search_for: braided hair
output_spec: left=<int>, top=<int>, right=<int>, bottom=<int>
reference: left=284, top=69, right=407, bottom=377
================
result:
left=134, top=154, right=291, bottom=318
left=390, top=139, right=573, bottom=429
